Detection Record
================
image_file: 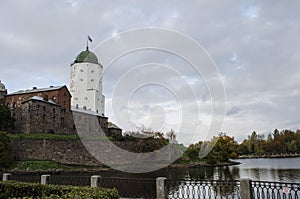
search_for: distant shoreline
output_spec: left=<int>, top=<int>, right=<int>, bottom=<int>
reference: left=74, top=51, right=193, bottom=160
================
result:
left=168, top=160, right=241, bottom=169
left=5, top=160, right=241, bottom=174
left=237, top=154, right=300, bottom=159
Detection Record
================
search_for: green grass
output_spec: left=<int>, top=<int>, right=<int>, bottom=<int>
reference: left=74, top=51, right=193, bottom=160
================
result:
left=11, top=160, right=62, bottom=170
left=9, top=160, right=100, bottom=171
left=7, top=133, right=79, bottom=140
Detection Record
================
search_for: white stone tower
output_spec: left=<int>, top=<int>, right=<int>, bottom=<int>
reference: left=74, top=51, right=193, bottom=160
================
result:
left=70, top=47, right=105, bottom=115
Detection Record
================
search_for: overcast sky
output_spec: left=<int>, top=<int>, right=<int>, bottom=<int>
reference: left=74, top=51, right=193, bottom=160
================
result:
left=1, top=0, right=300, bottom=144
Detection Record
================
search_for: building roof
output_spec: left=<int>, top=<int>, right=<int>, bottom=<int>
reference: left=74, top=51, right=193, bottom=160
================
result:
left=108, top=122, right=121, bottom=129
left=22, top=96, right=59, bottom=106
left=71, top=105, right=108, bottom=118
left=74, top=48, right=99, bottom=65
left=7, top=85, right=67, bottom=96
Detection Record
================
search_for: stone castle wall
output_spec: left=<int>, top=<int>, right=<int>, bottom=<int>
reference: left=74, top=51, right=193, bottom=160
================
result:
left=10, top=99, right=108, bottom=135
left=11, top=100, right=75, bottom=134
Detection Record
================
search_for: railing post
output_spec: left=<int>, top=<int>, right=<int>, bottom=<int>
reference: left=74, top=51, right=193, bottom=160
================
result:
left=240, top=178, right=252, bottom=199
left=41, top=174, right=50, bottom=185
left=91, top=175, right=101, bottom=188
left=3, top=173, right=11, bottom=181
left=156, top=177, right=167, bottom=199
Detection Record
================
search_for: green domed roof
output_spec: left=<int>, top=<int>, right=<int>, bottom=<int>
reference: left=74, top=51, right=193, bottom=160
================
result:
left=75, top=48, right=99, bottom=64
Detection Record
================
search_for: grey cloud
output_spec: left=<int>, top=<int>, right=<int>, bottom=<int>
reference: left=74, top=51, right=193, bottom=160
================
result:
left=1, top=0, right=299, bottom=143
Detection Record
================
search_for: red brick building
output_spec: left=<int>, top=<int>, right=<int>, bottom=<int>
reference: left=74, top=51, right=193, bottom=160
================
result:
left=6, top=85, right=71, bottom=110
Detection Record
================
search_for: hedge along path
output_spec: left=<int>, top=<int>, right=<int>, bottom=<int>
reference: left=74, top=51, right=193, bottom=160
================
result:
left=0, top=180, right=119, bottom=199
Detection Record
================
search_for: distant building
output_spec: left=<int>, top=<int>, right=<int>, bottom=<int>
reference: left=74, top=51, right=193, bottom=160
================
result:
left=0, top=80, right=7, bottom=100
left=107, top=122, right=122, bottom=137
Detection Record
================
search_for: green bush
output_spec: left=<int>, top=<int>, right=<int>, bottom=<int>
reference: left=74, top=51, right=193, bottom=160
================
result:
left=0, top=99, right=14, bottom=131
left=0, top=181, right=118, bottom=199
left=0, top=131, right=14, bottom=169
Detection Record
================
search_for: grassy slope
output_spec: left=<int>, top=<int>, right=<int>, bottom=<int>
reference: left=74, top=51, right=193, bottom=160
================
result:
left=8, top=160, right=102, bottom=171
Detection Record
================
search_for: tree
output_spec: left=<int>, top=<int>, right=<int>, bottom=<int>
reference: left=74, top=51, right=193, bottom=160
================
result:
left=0, top=132, right=14, bottom=169
left=240, top=131, right=266, bottom=155
left=211, top=133, right=239, bottom=162
left=0, top=99, right=14, bottom=131
left=167, top=129, right=176, bottom=142
left=186, top=141, right=203, bottom=161
left=239, top=129, right=300, bottom=155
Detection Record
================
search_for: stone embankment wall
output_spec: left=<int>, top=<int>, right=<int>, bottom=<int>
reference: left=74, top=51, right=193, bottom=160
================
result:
left=12, top=139, right=102, bottom=166
left=11, top=139, right=173, bottom=166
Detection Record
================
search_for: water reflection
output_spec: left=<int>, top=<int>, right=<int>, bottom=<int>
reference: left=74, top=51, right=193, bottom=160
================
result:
left=98, top=158, right=300, bottom=182
left=165, top=167, right=240, bottom=198
left=182, top=166, right=239, bottom=181
left=232, top=157, right=300, bottom=182
left=97, top=158, right=300, bottom=197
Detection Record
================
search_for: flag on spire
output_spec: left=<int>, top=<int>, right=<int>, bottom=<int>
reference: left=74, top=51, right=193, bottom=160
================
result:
left=88, top=35, right=93, bottom=42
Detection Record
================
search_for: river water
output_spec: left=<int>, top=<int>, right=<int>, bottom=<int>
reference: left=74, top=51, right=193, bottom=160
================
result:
left=99, top=157, right=300, bottom=183
left=77, top=157, right=299, bottom=197
left=231, top=157, right=300, bottom=182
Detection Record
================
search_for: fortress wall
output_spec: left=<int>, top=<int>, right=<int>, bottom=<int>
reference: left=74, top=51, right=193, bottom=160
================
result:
left=10, top=101, right=108, bottom=135
left=11, top=139, right=172, bottom=167
left=11, top=139, right=103, bottom=166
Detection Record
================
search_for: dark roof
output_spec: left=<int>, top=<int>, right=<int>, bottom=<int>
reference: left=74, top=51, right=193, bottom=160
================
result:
left=8, top=85, right=68, bottom=96
left=108, top=122, right=121, bottom=129
left=22, top=96, right=60, bottom=106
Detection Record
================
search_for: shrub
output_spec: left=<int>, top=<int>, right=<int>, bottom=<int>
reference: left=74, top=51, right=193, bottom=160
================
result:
left=0, top=181, right=119, bottom=199
left=0, top=131, right=14, bottom=169
left=0, top=99, right=14, bottom=131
